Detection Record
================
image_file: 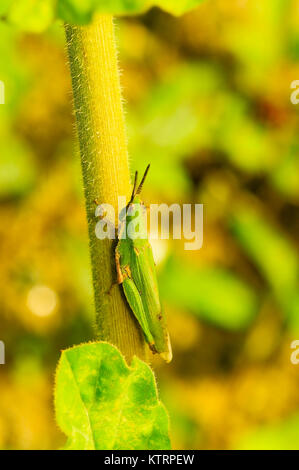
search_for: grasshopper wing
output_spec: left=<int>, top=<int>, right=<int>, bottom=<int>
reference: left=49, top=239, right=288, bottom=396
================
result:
left=122, top=276, right=155, bottom=348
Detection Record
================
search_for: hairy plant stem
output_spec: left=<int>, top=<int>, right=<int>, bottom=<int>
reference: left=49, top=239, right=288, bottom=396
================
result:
left=65, top=15, right=147, bottom=362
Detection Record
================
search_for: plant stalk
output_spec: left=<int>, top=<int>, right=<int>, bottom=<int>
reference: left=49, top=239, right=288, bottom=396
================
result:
left=65, top=15, right=147, bottom=362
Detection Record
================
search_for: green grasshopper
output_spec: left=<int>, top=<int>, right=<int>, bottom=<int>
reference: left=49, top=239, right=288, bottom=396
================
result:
left=115, top=165, right=172, bottom=363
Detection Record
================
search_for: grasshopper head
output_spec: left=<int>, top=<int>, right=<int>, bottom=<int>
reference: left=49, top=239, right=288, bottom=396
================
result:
left=126, top=195, right=146, bottom=224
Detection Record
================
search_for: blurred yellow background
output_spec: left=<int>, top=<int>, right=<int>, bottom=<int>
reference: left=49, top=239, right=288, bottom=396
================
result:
left=0, top=0, right=299, bottom=449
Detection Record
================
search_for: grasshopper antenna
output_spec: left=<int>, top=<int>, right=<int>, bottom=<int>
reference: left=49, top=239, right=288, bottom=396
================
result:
left=129, top=170, right=138, bottom=203
left=136, top=164, right=150, bottom=195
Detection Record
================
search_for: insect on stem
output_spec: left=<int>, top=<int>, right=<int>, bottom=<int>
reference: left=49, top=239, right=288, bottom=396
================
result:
left=115, top=164, right=172, bottom=363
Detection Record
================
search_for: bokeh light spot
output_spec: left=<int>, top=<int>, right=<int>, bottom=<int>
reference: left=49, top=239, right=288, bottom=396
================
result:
left=27, top=285, right=58, bottom=317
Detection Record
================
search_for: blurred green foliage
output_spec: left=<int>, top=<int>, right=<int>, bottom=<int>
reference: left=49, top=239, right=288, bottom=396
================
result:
left=230, top=208, right=299, bottom=329
left=237, top=414, right=299, bottom=450
left=159, top=257, right=258, bottom=331
left=0, top=0, right=298, bottom=450
left=3, top=0, right=204, bottom=32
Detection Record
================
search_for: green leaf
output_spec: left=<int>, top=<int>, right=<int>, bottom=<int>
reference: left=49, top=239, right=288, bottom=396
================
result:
left=159, top=257, right=258, bottom=331
left=58, top=1, right=205, bottom=24
left=57, top=0, right=94, bottom=25
left=55, top=341, right=171, bottom=450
